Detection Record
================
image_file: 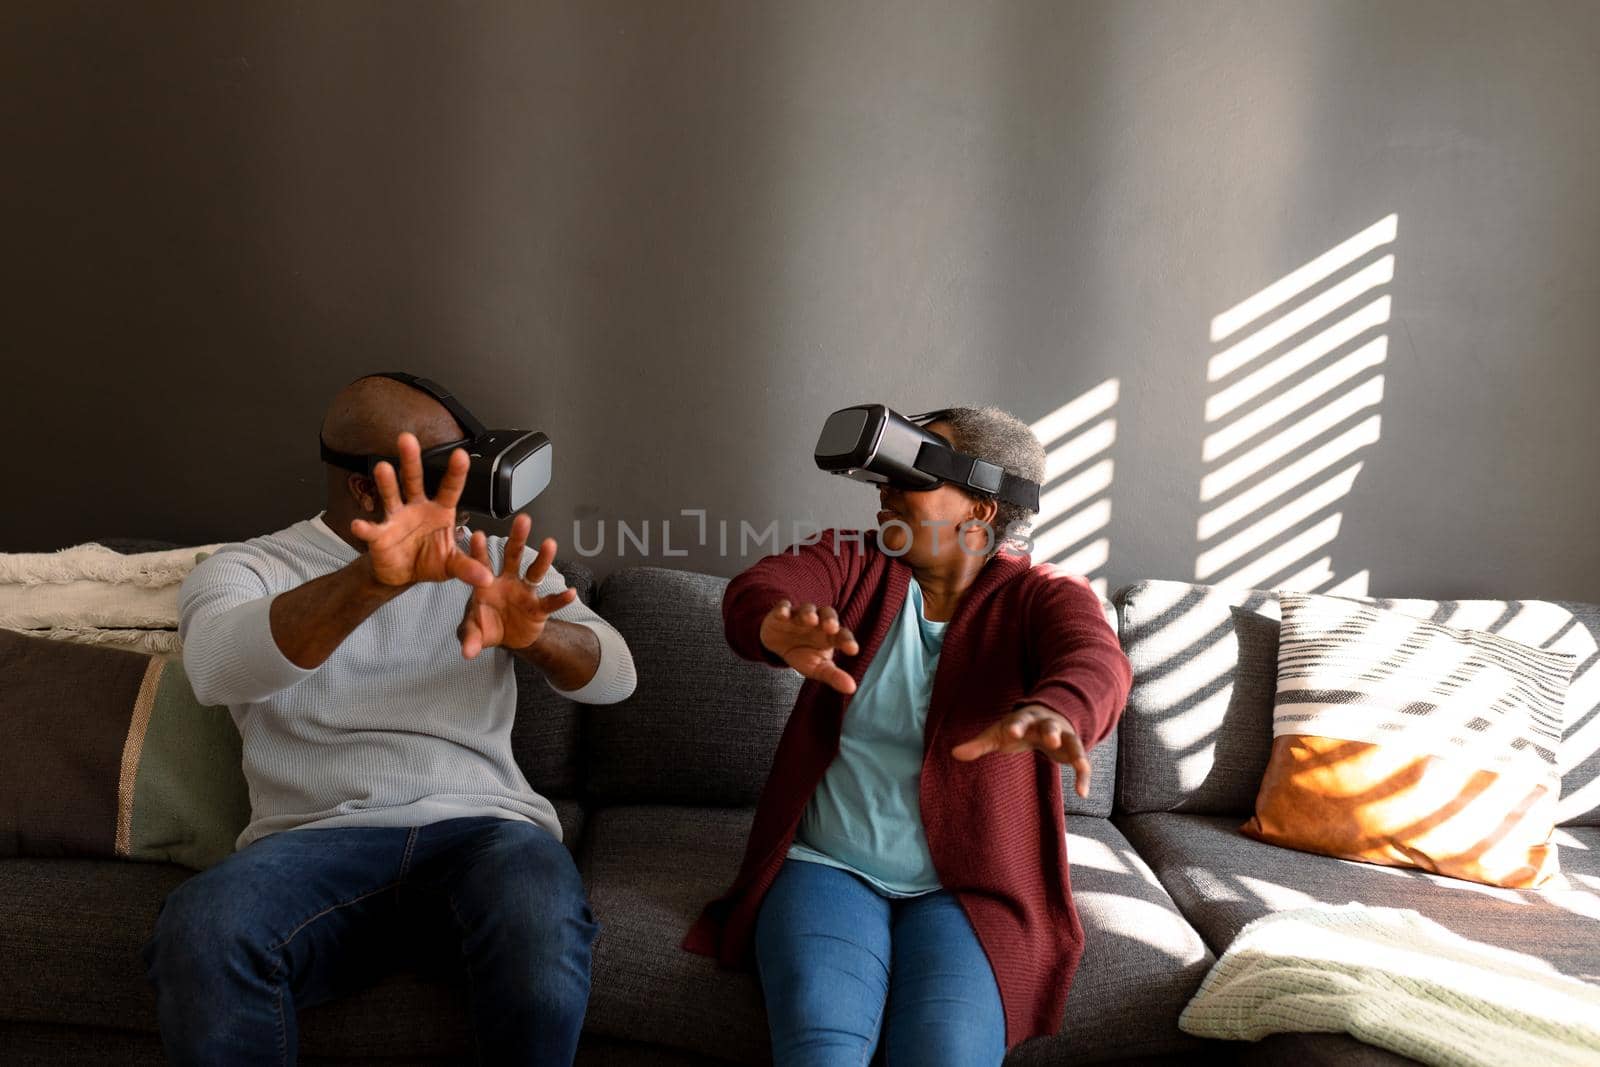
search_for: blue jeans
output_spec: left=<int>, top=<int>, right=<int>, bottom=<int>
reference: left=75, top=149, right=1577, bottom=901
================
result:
left=754, top=859, right=1006, bottom=1067
left=140, top=816, right=598, bottom=1067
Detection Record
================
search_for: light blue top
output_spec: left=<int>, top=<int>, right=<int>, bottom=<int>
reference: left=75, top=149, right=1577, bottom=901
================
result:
left=788, top=578, right=946, bottom=897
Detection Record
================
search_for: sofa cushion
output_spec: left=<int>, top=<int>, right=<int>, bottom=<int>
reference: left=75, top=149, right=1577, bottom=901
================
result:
left=1112, top=580, right=1600, bottom=826
left=509, top=558, right=594, bottom=798
left=580, top=804, right=1213, bottom=1064
left=1243, top=594, right=1573, bottom=888
left=0, top=630, right=249, bottom=871
left=588, top=565, right=1120, bottom=815
left=587, top=568, right=804, bottom=806
left=0, top=799, right=586, bottom=1054
left=1117, top=812, right=1600, bottom=986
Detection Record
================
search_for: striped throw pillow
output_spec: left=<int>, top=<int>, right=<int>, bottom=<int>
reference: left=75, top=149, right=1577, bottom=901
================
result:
left=1241, top=594, right=1575, bottom=888
left=0, top=629, right=249, bottom=870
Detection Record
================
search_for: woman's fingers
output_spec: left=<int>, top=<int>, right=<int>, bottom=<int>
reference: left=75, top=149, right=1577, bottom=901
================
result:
left=951, top=723, right=1005, bottom=761
left=1059, top=730, right=1092, bottom=797
left=811, top=661, right=857, bottom=695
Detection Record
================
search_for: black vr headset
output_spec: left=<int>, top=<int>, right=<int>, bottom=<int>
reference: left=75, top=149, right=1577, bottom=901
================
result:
left=319, top=372, right=552, bottom=519
left=814, top=404, right=1041, bottom=512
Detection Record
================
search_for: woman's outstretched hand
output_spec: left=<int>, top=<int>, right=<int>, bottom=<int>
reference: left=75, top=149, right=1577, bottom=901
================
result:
left=457, top=514, right=578, bottom=659
left=349, top=431, right=494, bottom=591
left=759, top=600, right=860, bottom=695
left=951, top=704, right=1092, bottom=798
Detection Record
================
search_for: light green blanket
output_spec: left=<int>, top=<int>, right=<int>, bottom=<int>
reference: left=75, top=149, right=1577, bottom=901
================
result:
left=1180, top=903, right=1600, bottom=1067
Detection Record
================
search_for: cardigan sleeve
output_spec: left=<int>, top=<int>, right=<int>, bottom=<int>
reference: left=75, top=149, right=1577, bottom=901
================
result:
left=1017, top=569, right=1132, bottom=750
left=722, top=529, right=859, bottom=666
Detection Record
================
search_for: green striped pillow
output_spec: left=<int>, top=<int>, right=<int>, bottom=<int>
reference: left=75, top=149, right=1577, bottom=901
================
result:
left=0, top=629, right=249, bottom=870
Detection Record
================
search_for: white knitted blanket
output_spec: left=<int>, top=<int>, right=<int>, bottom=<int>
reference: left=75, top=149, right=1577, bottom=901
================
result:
left=0, top=542, right=217, bottom=650
left=0, top=542, right=217, bottom=587
left=1180, top=903, right=1600, bottom=1067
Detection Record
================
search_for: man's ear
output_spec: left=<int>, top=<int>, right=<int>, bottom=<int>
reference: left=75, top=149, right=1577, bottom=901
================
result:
left=347, top=473, right=379, bottom=516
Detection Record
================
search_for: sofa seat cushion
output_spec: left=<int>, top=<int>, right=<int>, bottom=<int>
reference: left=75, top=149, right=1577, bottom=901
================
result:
left=0, top=799, right=585, bottom=1057
left=1117, top=812, right=1600, bottom=984
left=1009, top=816, right=1215, bottom=1063
left=580, top=805, right=1215, bottom=1065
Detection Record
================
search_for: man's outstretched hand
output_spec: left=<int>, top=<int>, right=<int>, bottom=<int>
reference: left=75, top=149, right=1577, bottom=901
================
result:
left=759, top=600, right=860, bottom=695
left=457, top=514, right=578, bottom=659
left=950, top=704, right=1093, bottom=798
left=349, top=432, right=494, bottom=590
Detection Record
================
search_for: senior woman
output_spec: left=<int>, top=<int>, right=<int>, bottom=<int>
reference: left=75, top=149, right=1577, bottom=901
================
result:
left=683, top=406, right=1132, bottom=1066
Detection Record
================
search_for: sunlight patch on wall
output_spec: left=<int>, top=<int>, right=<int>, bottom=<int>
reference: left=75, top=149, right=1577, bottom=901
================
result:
left=1030, top=378, right=1118, bottom=597
left=1196, top=215, right=1398, bottom=595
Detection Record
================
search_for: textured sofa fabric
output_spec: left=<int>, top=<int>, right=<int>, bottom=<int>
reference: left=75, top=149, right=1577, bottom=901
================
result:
left=1110, top=578, right=1600, bottom=1067
left=1113, top=580, right=1600, bottom=826
left=584, top=567, right=803, bottom=807
left=0, top=800, right=587, bottom=1058
left=7, top=563, right=1596, bottom=1064
left=579, top=806, right=1213, bottom=1066
left=1116, top=813, right=1600, bottom=983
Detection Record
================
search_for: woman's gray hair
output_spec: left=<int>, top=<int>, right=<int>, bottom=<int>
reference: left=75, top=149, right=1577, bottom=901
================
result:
left=920, top=405, right=1046, bottom=554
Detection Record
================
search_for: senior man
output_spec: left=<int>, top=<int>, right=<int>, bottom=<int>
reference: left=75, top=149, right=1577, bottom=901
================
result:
left=142, top=374, right=635, bottom=1066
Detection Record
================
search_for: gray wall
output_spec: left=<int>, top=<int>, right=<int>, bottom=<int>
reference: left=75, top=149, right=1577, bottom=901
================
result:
left=4, top=1, right=1597, bottom=602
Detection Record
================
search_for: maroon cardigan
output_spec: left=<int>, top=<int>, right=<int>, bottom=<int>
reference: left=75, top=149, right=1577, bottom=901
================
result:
left=682, top=531, right=1132, bottom=1048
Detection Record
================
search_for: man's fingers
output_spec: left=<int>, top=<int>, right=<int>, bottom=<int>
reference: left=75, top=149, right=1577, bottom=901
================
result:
left=460, top=615, right=483, bottom=659
left=502, top=514, right=531, bottom=576
left=371, top=461, right=405, bottom=517
left=818, top=606, right=839, bottom=635
left=832, top=627, right=859, bottom=655
left=797, top=603, right=819, bottom=627
left=470, top=529, right=493, bottom=570
left=447, top=552, right=495, bottom=588
left=537, top=588, right=577, bottom=615
left=395, top=432, right=426, bottom=503
left=771, top=600, right=792, bottom=621
left=350, top=518, right=378, bottom=543
left=435, top=447, right=470, bottom=511
left=523, top=536, right=557, bottom=588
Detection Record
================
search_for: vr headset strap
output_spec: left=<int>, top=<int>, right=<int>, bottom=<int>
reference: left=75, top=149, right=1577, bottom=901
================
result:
left=374, top=371, right=488, bottom=438
left=318, top=371, right=489, bottom=471
left=913, top=443, right=1040, bottom=512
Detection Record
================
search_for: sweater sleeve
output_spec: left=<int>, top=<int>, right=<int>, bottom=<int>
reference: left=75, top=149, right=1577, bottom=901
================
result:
left=178, top=549, right=318, bottom=706
left=722, top=530, right=857, bottom=666
left=510, top=545, right=637, bottom=705
left=1019, top=569, right=1132, bottom=750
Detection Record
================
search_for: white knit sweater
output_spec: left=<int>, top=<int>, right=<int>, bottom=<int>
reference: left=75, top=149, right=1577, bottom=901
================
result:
left=179, top=515, right=635, bottom=849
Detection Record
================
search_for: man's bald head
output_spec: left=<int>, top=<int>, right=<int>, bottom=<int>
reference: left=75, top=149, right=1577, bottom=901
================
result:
left=321, top=375, right=465, bottom=458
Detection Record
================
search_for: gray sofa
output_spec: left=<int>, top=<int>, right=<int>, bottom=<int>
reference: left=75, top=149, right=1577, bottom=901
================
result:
left=2, top=565, right=1597, bottom=1065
